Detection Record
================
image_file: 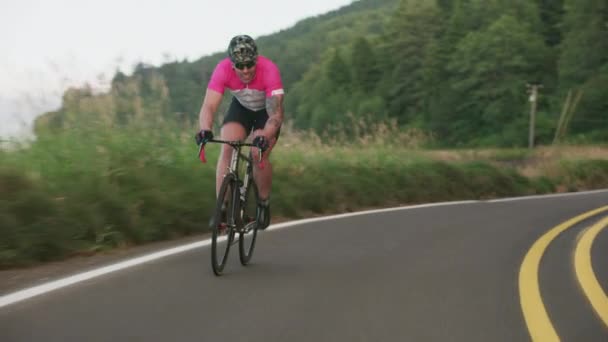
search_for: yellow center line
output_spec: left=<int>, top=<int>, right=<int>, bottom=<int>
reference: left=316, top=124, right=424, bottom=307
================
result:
left=519, top=205, right=608, bottom=342
left=574, top=215, right=608, bottom=327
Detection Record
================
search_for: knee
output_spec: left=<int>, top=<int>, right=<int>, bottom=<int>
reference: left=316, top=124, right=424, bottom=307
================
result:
left=219, top=146, right=233, bottom=163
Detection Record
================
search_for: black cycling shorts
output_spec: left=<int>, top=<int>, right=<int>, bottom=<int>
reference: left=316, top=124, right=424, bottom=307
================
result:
left=222, top=98, right=281, bottom=139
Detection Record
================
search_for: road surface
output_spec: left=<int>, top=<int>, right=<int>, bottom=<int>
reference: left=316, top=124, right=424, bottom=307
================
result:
left=1, top=191, right=607, bottom=341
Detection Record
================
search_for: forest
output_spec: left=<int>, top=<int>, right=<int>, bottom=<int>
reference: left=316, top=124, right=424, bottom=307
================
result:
left=35, top=0, right=607, bottom=146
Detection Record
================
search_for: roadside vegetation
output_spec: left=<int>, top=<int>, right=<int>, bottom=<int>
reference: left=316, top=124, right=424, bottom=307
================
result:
left=1, top=120, right=607, bottom=269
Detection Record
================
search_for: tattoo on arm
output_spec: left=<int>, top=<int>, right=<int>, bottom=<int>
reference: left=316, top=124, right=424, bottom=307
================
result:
left=266, top=95, right=283, bottom=115
left=265, top=95, right=284, bottom=130
left=267, top=118, right=281, bottom=130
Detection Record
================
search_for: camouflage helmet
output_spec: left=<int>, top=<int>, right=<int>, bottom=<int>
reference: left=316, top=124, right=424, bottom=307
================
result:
left=227, top=35, right=258, bottom=64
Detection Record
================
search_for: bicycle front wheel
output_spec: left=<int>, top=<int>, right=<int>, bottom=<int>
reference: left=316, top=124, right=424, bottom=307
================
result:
left=239, top=178, right=259, bottom=265
left=211, top=174, right=237, bottom=276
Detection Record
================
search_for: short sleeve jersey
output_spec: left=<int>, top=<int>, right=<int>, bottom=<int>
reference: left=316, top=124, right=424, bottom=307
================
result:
left=207, top=56, right=284, bottom=112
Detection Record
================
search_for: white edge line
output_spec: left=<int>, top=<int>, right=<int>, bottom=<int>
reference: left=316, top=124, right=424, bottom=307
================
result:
left=0, top=240, right=210, bottom=309
left=486, top=188, right=608, bottom=203
left=1, top=188, right=606, bottom=309
left=267, top=200, right=477, bottom=231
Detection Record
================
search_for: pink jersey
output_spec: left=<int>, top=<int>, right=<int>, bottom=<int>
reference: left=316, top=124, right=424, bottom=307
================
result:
left=207, top=56, right=284, bottom=111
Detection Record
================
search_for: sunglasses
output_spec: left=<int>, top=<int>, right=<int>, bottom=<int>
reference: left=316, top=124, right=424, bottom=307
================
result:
left=233, top=61, right=256, bottom=70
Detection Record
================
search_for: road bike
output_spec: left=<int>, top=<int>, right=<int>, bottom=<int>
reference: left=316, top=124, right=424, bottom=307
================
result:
left=198, top=139, right=264, bottom=276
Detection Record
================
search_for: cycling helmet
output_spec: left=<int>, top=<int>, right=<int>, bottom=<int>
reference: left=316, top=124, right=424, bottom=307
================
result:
left=227, top=35, right=258, bottom=64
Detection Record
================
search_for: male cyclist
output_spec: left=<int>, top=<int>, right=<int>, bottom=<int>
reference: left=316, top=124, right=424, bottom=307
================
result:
left=195, top=34, right=284, bottom=230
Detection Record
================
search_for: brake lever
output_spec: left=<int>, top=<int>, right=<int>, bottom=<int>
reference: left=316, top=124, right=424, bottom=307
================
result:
left=198, top=143, right=206, bottom=163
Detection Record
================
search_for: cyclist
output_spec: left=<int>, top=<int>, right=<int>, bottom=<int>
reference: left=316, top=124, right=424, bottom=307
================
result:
left=195, top=34, right=284, bottom=230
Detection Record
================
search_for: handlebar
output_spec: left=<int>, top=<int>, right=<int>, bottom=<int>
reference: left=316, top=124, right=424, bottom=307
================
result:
left=197, top=139, right=266, bottom=169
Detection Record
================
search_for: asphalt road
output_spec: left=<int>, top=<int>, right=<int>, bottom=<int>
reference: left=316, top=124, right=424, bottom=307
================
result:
left=1, top=191, right=607, bottom=341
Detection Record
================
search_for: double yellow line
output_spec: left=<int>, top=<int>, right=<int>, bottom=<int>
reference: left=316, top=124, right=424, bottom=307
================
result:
left=575, top=215, right=608, bottom=327
left=519, top=205, right=608, bottom=341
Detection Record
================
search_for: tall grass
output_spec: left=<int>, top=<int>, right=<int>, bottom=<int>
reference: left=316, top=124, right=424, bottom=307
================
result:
left=1, top=124, right=214, bottom=266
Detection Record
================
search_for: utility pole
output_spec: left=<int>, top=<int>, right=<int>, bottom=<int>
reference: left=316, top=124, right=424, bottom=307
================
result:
left=527, top=83, right=541, bottom=149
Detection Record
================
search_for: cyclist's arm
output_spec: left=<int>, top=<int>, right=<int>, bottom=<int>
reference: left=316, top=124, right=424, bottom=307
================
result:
left=199, top=88, right=223, bottom=131
left=264, top=94, right=284, bottom=137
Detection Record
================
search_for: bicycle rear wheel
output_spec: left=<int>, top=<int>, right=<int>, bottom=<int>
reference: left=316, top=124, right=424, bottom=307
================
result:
left=239, top=178, right=259, bottom=265
left=211, top=174, right=237, bottom=276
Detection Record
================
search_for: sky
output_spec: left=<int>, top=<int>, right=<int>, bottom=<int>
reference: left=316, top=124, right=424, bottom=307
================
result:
left=0, top=0, right=354, bottom=139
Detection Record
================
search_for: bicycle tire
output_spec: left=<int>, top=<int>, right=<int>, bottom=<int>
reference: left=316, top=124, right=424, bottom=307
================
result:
left=211, top=173, right=237, bottom=276
left=239, top=177, right=259, bottom=265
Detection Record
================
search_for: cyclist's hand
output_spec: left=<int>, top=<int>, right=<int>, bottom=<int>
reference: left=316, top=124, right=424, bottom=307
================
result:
left=195, top=130, right=213, bottom=146
left=252, top=135, right=269, bottom=151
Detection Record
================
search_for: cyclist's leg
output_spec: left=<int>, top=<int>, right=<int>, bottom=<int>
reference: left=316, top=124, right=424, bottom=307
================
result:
left=217, top=99, right=251, bottom=196
left=250, top=128, right=278, bottom=201
left=247, top=108, right=278, bottom=229
left=250, top=108, right=280, bottom=201
left=251, top=127, right=277, bottom=229
left=216, top=123, right=247, bottom=195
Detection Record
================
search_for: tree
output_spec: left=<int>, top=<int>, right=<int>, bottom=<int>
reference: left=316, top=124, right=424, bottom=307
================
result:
left=447, top=15, right=550, bottom=145
left=326, top=49, right=352, bottom=89
left=536, top=0, right=565, bottom=47
left=558, top=0, right=608, bottom=136
left=559, top=0, right=608, bottom=87
left=380, top=0, right=442, bottom=123
left=351, top=37, right=380, bottom=92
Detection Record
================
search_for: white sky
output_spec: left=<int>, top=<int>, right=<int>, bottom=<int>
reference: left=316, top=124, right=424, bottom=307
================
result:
left=0, top=0, right=354, bottom=138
